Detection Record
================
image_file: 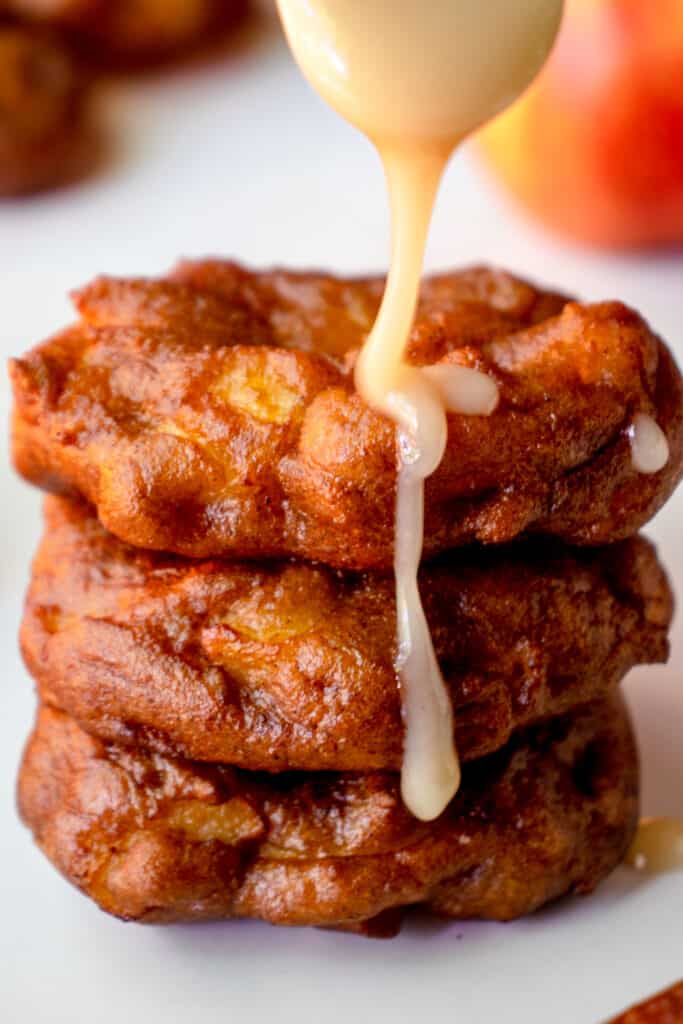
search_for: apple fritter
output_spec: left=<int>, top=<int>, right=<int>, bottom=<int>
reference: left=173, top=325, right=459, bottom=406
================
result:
left=21, top=495, right=672, bottom=772
left=4, top=0, right=248, bottom=64
left=607, top=981, right=683, bottom=1024
left=0, top=25, right=92, bottom=196
left=18, top=699, right=639, bottom=933
left=10, top=263, right=683, bottom=568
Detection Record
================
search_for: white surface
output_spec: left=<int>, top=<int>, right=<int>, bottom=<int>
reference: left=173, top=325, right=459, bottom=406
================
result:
left=1, top=6, right=682, bottom=1022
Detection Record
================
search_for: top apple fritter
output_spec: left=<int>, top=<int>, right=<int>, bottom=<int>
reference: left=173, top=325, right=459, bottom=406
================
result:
left=10, top=261, right=683, bottom=569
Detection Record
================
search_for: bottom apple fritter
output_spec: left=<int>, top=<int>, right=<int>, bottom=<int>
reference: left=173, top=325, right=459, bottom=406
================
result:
left=18, top=699, right=638, bottom=936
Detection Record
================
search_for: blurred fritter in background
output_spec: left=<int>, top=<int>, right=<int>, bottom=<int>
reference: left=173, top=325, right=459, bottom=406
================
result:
left=0, top=0, right=249, bottom=195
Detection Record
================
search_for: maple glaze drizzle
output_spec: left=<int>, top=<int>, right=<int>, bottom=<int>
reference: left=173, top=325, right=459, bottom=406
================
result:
left=278, top=0, right=674, bottom=823
left=277, top=0, right=564, bottom=820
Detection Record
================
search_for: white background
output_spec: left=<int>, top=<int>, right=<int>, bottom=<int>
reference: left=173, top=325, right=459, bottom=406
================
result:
left=1, top=4, right=682, bottom=1021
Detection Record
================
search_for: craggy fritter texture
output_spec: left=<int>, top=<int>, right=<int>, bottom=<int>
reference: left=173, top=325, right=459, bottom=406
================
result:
left=18, top=699, right=639, bottom=933
left=10, top=262, right=683, bottom=568
left=607, top=982, right=683, bottom=1024
left=0, top=24, right=92, bottom=195
left=4, top=1, right=248, bottom=64
left=21, top=495, right=672, bottom=772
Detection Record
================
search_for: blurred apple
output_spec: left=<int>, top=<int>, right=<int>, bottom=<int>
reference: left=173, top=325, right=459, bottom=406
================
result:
left=479, top=0, right=683, bottom=247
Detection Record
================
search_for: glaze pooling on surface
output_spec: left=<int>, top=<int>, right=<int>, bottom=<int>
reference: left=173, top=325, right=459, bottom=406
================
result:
left=629, top=413, right=670, bottom=475
left=627, top=817, right=683, bottom=874
left=276, top=0, right=564, bottom=819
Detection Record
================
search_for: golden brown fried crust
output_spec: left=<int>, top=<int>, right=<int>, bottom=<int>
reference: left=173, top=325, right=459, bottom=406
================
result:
left=4, top=1, right=248, bottom=64
left=607, top=982, right=683, bottom=1024
left=0, top=25, right=92, bottom=196
left=10, top=263, right=683, bottom=568
left=21, top=495, right=672, bottom=772
left=18, top=700, right=639, bottom=932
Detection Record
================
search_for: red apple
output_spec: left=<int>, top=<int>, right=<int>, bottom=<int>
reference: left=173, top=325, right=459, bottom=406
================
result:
left=479, top=0, right=683, bottom=247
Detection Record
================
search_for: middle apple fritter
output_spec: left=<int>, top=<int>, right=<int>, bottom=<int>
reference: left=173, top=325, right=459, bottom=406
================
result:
left=21, top=495, right=672, bottom=773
